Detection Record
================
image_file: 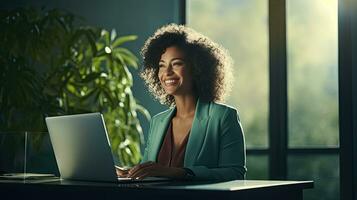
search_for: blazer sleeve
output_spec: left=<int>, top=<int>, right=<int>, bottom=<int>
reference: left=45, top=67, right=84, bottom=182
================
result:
left=188, top=108, right=247, bottom=181
left=141, top=118, right=154, bottom=163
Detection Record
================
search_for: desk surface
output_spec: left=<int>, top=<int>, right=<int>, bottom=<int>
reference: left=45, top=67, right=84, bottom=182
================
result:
left=0, top=178, right=313, bottom=200
left=0, top=178, right=313, bottom=190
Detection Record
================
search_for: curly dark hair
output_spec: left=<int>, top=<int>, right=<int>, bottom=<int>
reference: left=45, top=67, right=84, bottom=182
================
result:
left=140, top=23, right=233, bottom=106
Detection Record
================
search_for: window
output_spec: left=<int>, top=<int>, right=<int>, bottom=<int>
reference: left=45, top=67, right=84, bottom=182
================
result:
left=287, top=1, right=339, bottom=199
left=187, top=0, right=269, bottom=179
left=287, top=0, right=339, bottom=148
left=187, top=0, right=339, bottom=199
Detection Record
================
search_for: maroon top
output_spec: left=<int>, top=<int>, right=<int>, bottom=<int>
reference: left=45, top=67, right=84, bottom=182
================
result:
left=157, top=122, right=190, bottom=167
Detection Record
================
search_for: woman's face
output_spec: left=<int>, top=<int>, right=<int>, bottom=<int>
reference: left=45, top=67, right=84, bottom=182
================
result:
left=158, top=46, right=194, bottom=96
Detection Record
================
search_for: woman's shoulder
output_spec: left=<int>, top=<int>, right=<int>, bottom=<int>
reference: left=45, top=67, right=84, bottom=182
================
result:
left=207, top=101, right=242, bottom=123
left=149, top=101, right=239, bottom=122
left=151, top=107, right=175, bottom=121
left=209, top=101, right=238, bottom=114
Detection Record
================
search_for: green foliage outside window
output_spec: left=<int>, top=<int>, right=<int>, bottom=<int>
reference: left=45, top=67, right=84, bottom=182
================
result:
left=188, top=1, right=339, bottom=199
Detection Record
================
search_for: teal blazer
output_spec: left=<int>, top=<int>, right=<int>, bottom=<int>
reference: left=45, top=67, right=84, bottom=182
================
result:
left=142, top=99, right=246, bottom=181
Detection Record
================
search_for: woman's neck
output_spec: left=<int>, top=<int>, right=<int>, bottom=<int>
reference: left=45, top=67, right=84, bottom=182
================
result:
left=173, top=95, right=197, bottom=118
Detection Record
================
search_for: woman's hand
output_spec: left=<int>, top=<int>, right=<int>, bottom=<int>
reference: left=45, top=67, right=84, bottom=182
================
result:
left=127, top=161, right=186, bottom=180
left=115, top=166, right=130, bottom=177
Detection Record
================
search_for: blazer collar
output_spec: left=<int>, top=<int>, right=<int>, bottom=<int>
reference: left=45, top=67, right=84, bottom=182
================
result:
left=184, top=99, right=210, bottom=166
left=150, top=98, right=211, bottom=164
left=150, top=107, right=176, bottom=161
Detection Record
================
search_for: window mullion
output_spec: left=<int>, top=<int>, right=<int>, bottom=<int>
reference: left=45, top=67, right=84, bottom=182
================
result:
left=268, top=0, right=288, bottom=180
left=338, top=0, right=357, bottom=199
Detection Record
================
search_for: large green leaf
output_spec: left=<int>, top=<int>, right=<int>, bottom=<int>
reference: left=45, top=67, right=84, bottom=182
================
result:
left=100, top=29, right=110, bottom=45
left=112, top=35, right=137, bottom=48
left=135, top=104, right=151, bottom=121
left=114, top=48, right=138, bottom=68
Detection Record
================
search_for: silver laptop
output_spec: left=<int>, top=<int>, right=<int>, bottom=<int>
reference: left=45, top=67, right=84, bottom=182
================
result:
left=45, top=113, right=168, bottom=183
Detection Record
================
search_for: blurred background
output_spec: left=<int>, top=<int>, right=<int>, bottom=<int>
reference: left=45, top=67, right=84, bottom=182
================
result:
left=188, top=1, right=339, bottom=200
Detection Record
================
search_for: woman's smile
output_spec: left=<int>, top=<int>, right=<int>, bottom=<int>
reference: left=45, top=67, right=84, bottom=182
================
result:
left=164, top=78, right=179, bottom=86
left=162, top=77, right=181, bottom=92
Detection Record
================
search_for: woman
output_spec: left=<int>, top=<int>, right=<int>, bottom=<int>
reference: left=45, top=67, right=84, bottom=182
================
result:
left=117, top=24, right=246, bottom=181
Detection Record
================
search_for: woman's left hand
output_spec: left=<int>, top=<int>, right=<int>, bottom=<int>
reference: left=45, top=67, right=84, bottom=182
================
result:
left=127, top=161, right=186, bottom=180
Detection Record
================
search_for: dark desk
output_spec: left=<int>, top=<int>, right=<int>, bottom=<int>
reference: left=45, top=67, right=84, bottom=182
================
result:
left=0, top=179, right=313, bottom=200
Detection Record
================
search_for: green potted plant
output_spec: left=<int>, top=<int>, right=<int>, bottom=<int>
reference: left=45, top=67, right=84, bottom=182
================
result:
left=0, top=7, right=149, bottom=168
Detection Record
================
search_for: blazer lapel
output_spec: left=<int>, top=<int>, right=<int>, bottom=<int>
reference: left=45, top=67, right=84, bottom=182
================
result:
left=184, top=99, right=210, bottom=166
left=149, top=108, right=176, bottom=161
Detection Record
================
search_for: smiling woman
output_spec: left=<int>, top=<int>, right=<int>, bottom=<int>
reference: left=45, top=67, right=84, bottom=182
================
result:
left=140, top=24, right=233, bottom=106
left=116, top=24, right=246, bottom=181
left=158, top=46, right=194, bottom=97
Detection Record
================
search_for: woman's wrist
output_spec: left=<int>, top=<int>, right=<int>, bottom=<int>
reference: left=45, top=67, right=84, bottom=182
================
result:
left=172, top=167, right=187, bottom=179
left=171, top=167, right=195, bottom=179
left=182, top=167, right=195, bottom=179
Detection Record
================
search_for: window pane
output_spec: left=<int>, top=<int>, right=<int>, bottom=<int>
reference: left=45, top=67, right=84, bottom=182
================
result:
left=187, top=0, right=269, bottom=148
left=288, top=155, right=339, bottom=200
left=246, top=155, right=268, bottom=179
left=287, top=0, right=339, bottom=147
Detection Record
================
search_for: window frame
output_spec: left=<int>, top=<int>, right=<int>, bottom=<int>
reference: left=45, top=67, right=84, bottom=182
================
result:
left=338, top=0, right=357, bottom=199
left=268, top=0, right=288, bottom=180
